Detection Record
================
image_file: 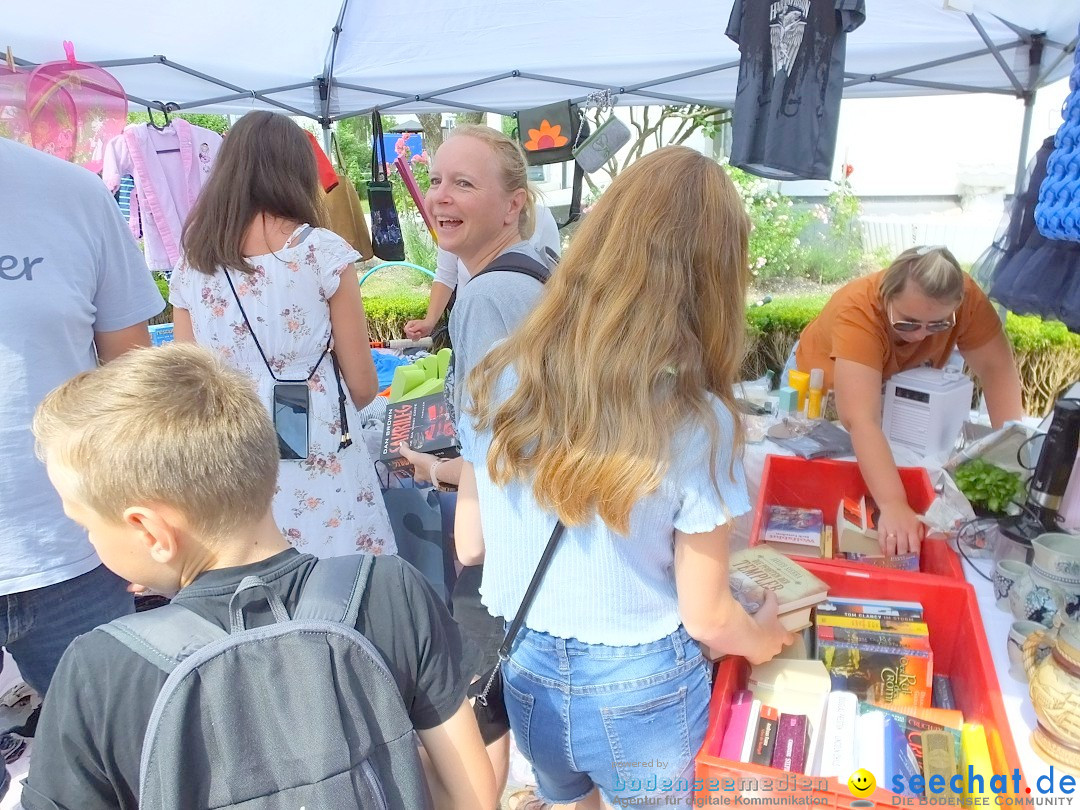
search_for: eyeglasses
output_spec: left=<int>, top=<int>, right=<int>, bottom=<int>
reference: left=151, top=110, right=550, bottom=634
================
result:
left=888, top=302, right=955, bottom=334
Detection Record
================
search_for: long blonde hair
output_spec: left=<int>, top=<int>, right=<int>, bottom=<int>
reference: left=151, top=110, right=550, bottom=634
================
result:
left=467, top=146, right=750, bottom=533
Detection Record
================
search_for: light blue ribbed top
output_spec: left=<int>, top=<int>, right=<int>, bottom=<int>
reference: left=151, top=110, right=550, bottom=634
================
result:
left=457, top=372, right=751, bottom=646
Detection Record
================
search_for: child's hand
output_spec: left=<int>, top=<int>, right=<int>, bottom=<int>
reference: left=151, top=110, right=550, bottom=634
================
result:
left=746, top=589, right=797, bottom=665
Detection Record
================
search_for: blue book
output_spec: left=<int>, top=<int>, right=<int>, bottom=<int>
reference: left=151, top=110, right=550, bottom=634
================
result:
left=884, top=716, right=922, bottom=795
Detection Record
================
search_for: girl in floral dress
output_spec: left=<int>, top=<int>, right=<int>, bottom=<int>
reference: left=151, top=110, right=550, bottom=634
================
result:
left=168, top=111, right=394, bottom=557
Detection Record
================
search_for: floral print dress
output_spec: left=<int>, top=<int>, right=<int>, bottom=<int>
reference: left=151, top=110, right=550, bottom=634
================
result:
left=169, top=226, right=395, bottom=557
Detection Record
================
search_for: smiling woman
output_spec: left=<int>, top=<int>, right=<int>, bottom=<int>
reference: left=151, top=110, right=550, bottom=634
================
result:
left=792, top=246, right=1025, bottom=556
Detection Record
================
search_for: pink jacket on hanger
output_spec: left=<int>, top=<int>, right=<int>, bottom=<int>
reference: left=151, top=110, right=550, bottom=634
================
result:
left=102, top=120, right=222, bottom=271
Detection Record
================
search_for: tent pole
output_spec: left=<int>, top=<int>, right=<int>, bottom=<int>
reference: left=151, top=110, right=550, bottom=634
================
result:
left=322, top=122, right=333, bottom=157
left=1015, top=91, right=1037, bottom=195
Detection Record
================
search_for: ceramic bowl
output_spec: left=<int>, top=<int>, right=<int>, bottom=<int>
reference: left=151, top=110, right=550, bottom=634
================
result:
left=1032, top=533, right=1080, bottom=585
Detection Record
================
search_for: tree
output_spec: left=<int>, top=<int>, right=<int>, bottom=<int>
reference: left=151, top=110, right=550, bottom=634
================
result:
left=415, top=110, right=486, bottom=155
left=583, top=104, right=731, bottom=192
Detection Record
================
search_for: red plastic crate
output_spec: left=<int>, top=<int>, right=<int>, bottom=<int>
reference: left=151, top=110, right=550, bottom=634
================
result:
left=694, top=562, right=1025, bottom=806
left=751, top=455, right=964, bottom=580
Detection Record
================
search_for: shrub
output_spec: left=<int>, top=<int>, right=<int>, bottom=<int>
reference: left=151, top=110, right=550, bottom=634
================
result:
left=362, top=291, right=429, bottom=342
left=734, top=295, right=1079, bottom=417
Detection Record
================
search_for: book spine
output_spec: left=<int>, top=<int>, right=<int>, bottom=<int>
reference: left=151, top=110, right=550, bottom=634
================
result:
left=961, top=724, right=994, bottom=800
left=817, top=691, right=858, bottom=779
left=816, top=625, right=932, bottom=649
left=770, top=714, right=810, bottom=774
left=720, top=701, right=753, bottom=761
left=933, top=674, right=956, bottom=710
left=739, top=699, right=762, bottom=763
left=884, top=716, right=922, bottom=796
left=764, top=530, right=822, bottom=548
left=855, top=711, right=886, bottom=783
left=751, top=706, right=780, bottom=767
left=817, top=597, right=924, bottom=618
left=921, top=730, right=959, bottom=784
left=814, top=614, right=929, bottom=635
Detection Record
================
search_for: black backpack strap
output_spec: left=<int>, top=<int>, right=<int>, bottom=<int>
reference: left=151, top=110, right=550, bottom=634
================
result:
left=97, top=604, right=228, bottom=675
left=293, top=554, right=375, bottom=626
left=470, top=252, right=551, bottom=285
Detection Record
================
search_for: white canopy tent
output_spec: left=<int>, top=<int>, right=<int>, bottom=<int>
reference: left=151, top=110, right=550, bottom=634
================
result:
left=7, top=0, right=1079, bottom=180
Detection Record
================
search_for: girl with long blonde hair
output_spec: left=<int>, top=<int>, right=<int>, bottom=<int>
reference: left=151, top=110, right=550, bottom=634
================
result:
left=455, top=146, right=794, bottom=809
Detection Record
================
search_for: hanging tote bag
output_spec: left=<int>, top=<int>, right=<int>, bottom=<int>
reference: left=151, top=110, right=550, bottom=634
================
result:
left=367, top=112, right=406, bottom=261
left=326, top=132, right=374, bottom=259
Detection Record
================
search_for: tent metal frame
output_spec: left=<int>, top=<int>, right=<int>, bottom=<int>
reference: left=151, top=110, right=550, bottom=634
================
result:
left=11, top=8, right=1078, bottom=190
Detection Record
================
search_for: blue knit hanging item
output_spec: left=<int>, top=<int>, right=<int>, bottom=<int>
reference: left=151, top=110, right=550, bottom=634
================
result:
left=1035, top=26, right=1080, bottom=242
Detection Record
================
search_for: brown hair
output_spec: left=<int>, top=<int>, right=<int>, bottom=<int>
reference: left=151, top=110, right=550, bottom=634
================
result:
left=445, top=125, right=537, bottom=239
left=879, top=245, right=965, bottom=303
left=181, top=111, right=327, bottom=275
left=468, top=146, right=750, bottom=533
left=33, top=344, right=279, bottom=539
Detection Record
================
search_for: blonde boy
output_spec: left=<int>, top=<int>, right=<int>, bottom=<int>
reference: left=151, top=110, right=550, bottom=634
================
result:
left=22, top=344, right=495, bottom=810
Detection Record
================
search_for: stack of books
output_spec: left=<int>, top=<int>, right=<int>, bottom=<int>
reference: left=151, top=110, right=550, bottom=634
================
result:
left=721, top=620, right=982, bottom=799
left=836, top=496, right=919, bottom=571
left=814, top=597, right=934, bottom=708
left=728, top=546, right=830, bottom=632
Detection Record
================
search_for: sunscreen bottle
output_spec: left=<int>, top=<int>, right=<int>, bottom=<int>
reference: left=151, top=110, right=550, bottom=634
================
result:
left=787, top=369, right=810, bottom=413
left=807, top=368, right=825, bottom=420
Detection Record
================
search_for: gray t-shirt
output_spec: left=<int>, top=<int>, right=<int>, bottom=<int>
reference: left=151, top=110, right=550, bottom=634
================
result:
left=726, top=0, right=866, bottom=181
left=446, top=242, right=549, bottom=419
left=0, top=139, right=164, bottom=595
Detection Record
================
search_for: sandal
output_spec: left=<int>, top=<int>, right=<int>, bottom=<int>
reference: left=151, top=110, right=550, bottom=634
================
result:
left=506, top=788, right=551, bottom=810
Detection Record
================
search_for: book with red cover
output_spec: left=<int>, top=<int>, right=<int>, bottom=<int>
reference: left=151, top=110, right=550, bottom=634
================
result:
left=770, top=714, right=810, bottom=773
left=379, top=392, right=458, bottom=475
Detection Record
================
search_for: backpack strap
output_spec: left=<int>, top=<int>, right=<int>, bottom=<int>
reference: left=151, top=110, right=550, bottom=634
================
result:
left=97, top=604, right=228, bottom=675
left=469, top=252, right=551, bottom=285
left=293, top=554, right=375, bottom=626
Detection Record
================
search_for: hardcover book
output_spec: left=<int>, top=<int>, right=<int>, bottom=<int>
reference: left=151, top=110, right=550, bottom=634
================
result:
left=720, top=699, right=755, bottom=761
left=729, top=546, right=829, bottom=617
left=740, top=699, right=762, bottom=763
left=379, top=392, right=459, bottom=475
left=762, top=506, right=825, bottom=549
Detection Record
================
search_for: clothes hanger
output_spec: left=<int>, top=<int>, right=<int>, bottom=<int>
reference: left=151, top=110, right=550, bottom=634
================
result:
left=148, top=101, right=181, bottom=154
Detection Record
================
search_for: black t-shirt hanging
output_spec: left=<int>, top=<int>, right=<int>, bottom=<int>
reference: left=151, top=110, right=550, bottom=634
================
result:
left=727, top=0, right=865, bottom=181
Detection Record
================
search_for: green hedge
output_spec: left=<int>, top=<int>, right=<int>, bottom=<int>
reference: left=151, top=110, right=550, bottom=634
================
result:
left=361, top=291, right=1078, bottom=417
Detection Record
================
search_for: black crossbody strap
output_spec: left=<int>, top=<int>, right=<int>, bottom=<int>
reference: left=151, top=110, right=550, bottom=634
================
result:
left=223, top=268, right=329, bottom=384
left=497, top=520, right=565, bottom=661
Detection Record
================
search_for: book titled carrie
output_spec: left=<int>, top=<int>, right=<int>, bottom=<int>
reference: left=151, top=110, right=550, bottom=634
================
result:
left=728, top=546, right=829, bottom=616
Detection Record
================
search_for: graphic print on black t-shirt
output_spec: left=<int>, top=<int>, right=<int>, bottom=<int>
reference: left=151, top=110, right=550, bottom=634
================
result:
left=770, top=0, right=810, bottom=78
left=727, top=0, right=866, bottom=181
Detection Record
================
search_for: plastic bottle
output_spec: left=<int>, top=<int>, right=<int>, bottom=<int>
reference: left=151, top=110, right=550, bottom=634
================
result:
left=787, top=369, right=810, bottom=413
left=807, top=368, right=825, bottom=419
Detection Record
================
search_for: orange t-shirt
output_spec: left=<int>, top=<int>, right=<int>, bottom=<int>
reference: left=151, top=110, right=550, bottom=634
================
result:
left=794, top=271, right=1003, bottom=390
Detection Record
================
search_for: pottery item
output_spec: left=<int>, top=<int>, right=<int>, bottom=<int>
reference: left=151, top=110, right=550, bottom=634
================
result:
left=1031, top=533, right=1080, bottom=620
left=1009, top=563, right=1066, bottom=627
left=995, top=559, right=1030, bottom=610
left=1008, top=620, right=1047, bottom=681
left=1023, top=619, right=1080, bottom=775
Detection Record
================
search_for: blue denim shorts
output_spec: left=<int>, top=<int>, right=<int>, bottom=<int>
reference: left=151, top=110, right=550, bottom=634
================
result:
left=501, top=624, right=711, bottom=806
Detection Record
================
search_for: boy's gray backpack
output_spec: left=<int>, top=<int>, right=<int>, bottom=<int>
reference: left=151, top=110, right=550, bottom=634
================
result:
left=99, top=554, right=432, bottom=810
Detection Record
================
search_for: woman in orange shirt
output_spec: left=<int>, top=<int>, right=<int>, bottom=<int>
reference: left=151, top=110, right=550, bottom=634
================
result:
left=794, top=246, right=1024, bottom=554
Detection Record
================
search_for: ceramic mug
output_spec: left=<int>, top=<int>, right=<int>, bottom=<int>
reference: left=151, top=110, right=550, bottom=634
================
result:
left=994, top=559, right=1029, bottom=610
left=1009, top=564, right=1066, bottom=627
left=1007, top=620, right=1046, bottom=681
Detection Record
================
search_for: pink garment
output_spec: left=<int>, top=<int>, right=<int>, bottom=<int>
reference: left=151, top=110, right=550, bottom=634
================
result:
left=102, top=120, right=222, bottom=270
